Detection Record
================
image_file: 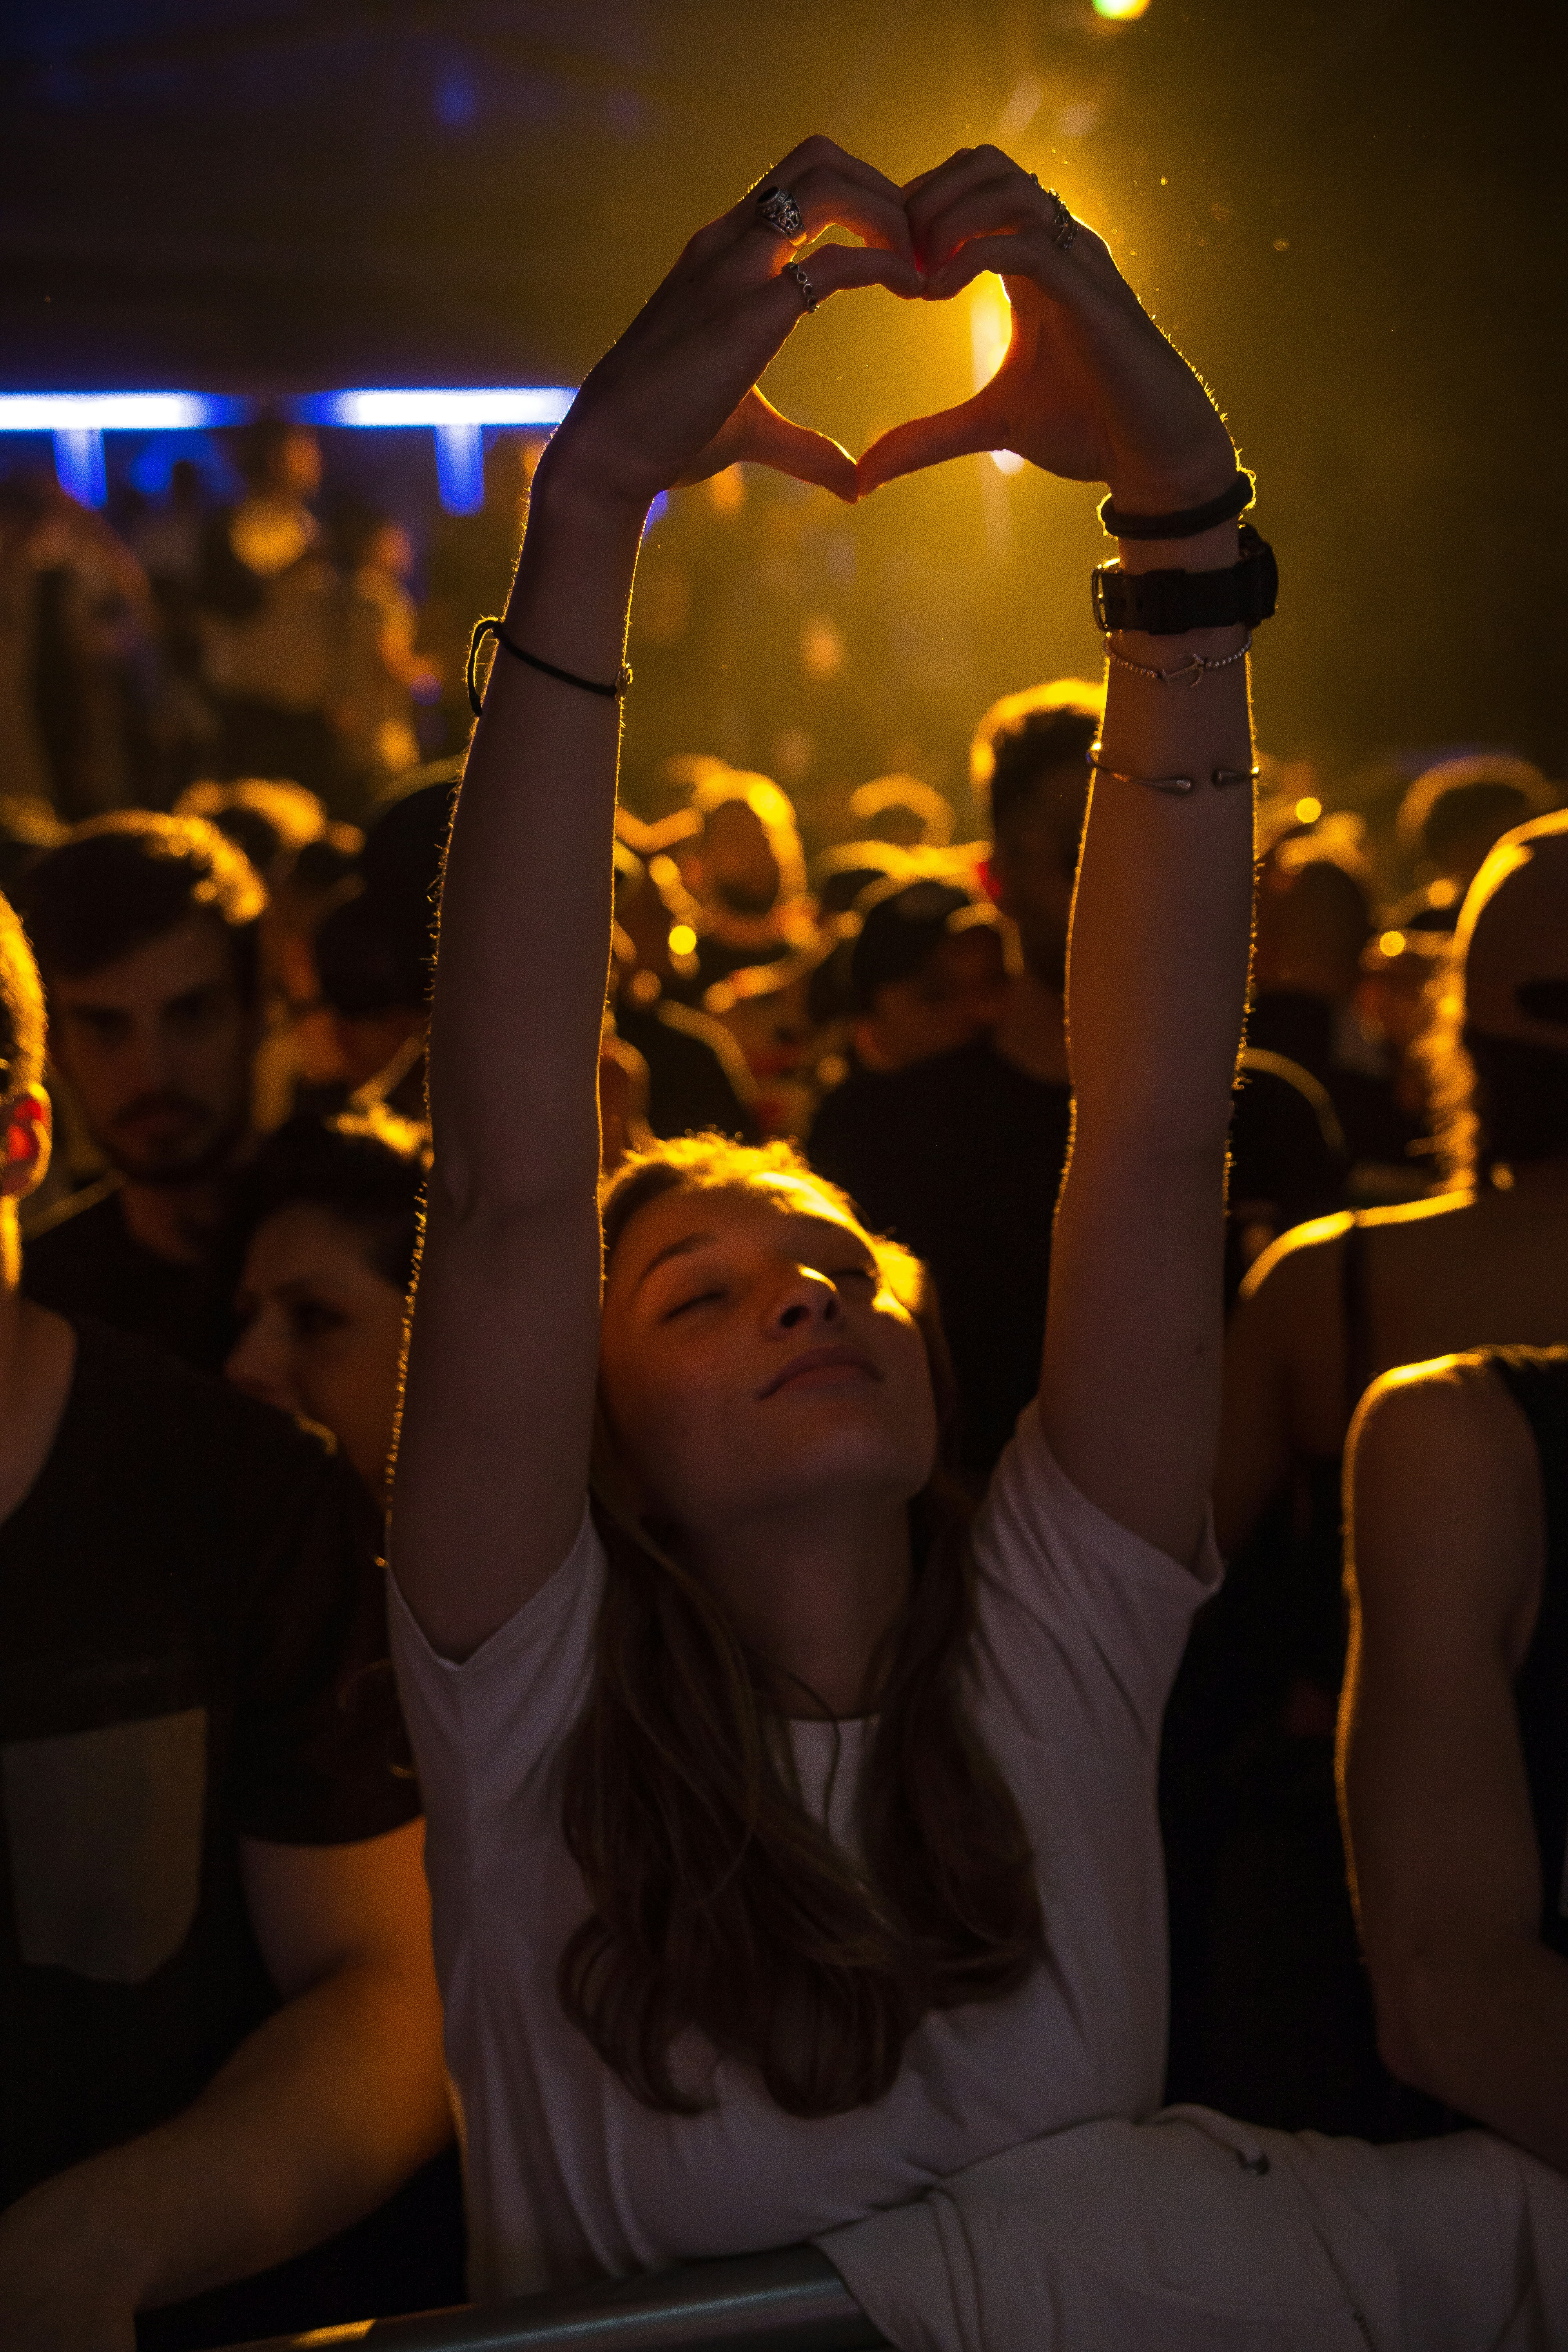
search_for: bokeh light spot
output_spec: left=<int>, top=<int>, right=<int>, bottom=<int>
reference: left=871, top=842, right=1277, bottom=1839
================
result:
left=668, top=924, right=697, bottom=957
left=1294, top=795, right=1323, bottom=824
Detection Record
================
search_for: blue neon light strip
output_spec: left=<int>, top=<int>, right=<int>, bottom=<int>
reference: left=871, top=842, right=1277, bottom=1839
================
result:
left=0, top=388, right=578, bottom=512
left=0, top=394, right=249, bottom=431
left=298, top=387, right=575, bottom=428
left=0, top=389, right=574, bottom=433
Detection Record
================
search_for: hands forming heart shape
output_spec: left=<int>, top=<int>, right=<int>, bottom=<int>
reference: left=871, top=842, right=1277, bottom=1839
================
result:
left=546, top=136, right=1237, bottom=525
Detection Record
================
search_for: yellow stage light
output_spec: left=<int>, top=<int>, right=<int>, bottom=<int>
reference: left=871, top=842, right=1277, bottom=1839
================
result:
left=1294, top=795, right=1323, bottom=824
left=1093, top=0, right=1152, bottom=18
left=970, top=277, right=1011, bottom=388
left=668, top=924, right=697, bottom=956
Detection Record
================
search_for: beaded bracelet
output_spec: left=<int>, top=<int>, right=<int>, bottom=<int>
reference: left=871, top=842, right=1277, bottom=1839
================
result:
left=1103, top=630, right=1253, bottom=688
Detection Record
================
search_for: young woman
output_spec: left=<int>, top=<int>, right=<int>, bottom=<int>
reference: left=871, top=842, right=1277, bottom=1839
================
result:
left=227, top=1108, right=428, bottom=1501
left=392, top=137, right=1257, bottom=2299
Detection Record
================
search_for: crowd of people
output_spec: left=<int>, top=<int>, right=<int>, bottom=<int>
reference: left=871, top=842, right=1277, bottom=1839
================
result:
left=1, top=135, right=1566, bottom=2351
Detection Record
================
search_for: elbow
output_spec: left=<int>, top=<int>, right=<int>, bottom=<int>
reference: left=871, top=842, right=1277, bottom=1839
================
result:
left=1368, top=1951, right=1471, bottom=2105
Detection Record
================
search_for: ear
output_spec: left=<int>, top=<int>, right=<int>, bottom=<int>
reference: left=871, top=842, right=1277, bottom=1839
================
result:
left=2, top=1087, right=53, bottom=1203
left=979, top=850, right=1017, bottom=922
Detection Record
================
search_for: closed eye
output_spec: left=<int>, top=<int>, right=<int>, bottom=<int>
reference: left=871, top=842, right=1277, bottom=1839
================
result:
left=664, top=1287, right=725, bottom=1320
left=833, top=1265, right=877, bottom=1287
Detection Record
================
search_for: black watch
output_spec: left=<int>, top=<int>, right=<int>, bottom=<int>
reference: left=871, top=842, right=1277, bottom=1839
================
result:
left=1091, top=524, right=1278, bottom=637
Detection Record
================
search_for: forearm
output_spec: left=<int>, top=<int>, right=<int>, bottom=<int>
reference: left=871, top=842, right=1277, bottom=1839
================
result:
left=1068, top=515, right=1255, bottom=1152
left=1, top=1958, right=451, bottom=2318
left=1381, top=1938, right=1568, bottom=2171
left=428, top=459, right=645, bottom=1210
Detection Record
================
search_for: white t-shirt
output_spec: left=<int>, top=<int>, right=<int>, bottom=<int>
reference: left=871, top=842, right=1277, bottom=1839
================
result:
left=390, top=1402, right=1220, bottom=2300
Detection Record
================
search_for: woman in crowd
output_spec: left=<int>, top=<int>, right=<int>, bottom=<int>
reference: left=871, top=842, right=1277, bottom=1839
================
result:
left=391, top=134, right=1259, bottom=2296
left=226, top=1107, right=428, bottom=1501
left=1163, top=813, right=1568, bottom=2135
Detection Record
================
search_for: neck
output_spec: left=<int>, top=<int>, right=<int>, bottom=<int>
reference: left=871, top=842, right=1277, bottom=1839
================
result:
left=992, top=970, right=1070, bottom=1084
left=119, top=1174, right=229, bottom=1267
left=686, top=1493, right=912, bottom=1720
left=0, top=1215, right=76, bottom=1526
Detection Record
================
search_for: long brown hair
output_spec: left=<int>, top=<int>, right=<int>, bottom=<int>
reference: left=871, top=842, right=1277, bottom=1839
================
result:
left=557, top=1137, right=1044, bottom=2119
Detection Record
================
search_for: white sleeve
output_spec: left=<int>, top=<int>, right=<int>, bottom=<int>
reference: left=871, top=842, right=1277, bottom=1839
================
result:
left=973, top=1403, right=1222, bottom=1741
left=387, top=1508, right=604, bottom=1880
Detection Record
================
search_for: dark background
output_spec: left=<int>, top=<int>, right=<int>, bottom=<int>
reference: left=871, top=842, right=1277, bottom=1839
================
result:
left=3, top=0, right=1564, bottom=802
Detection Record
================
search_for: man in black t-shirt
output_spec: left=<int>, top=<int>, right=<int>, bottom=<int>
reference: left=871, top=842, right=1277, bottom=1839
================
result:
left=810, top=682, right=1093, bottom=1480
left=20, top=814, right=267, bottom=1369
left=0, top=895, right=453, bottom=2346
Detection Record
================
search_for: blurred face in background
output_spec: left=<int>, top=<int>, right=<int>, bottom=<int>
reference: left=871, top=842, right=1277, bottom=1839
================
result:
left=227, top=1203, right=407, bottom=1499
left=987, top=771, right=1081, bottom=992
left=48, top=915, right=257, bottom=1185
left=854, top=926, right=1009, bottom=1073
left=698, top=800, right=782, bottom=921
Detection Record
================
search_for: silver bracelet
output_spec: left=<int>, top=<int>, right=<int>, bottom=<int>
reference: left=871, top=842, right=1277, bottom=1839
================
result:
left=1103, top=629, right=1252, bottom=688
left=1087, top=740, right=1259, bottom=797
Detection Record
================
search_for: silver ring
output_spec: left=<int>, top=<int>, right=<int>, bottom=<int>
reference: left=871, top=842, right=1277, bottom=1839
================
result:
left=1030, top=175, right=1078, bottom=252
left=786, top=261, right=818, bottom=314
left=756, top=184, right=804, bottom=241
left=1045, top=187, right=1078, bottom=252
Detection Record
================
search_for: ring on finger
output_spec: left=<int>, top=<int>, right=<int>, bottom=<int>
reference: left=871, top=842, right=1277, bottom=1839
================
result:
left=756, top=184, right=805, bottom=241
left=1030, top=174, right=1079, bottom=252
left=786, top=261, right=818, bottom=314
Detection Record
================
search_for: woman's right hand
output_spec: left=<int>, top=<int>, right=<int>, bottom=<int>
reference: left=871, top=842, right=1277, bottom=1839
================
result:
left=541, top=137, right=923, bottom=514
left=857, top=147, right=1235, bottom=511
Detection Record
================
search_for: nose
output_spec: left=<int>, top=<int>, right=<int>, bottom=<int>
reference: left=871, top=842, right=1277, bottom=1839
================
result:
left=763, top=1262, right=842, bottom=1337
left=225, top=1307, right=301, bottom=1418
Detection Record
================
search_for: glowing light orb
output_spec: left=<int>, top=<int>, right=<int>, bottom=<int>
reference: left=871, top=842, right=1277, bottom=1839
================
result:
left=1093, top=0, right=1151, bottom=18
left=668, top=925, right=697, bottom=957
left=1378, top=931, right=1406, bottom=959
left=1294, top=795, right=1323, bottom=824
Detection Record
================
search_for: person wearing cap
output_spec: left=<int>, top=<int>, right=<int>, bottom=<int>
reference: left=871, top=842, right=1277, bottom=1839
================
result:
left=843, top=874, right=1007, bottom=1074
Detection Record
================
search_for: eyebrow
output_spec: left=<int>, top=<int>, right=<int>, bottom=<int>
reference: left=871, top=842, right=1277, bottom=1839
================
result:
left=632, top=1232, right=717, bottom=1294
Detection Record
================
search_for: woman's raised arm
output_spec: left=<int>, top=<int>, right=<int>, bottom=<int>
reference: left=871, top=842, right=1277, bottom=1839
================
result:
left=861, top=154, right=1256, bottom=1566
left=393, top=143, right=919, bottom=1658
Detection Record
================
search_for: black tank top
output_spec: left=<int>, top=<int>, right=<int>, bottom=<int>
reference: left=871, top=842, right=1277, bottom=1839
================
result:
left=1486, top=1345, right=1568, bottom=1960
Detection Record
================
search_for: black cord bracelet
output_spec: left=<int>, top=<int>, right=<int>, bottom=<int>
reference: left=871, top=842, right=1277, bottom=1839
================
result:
left=1098, top=469, right=1255, bottom=541
left=466, top=616, right=632, bottom=716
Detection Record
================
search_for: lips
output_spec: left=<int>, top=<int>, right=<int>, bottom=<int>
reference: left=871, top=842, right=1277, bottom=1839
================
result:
left=759, top=1344, right=879, bottom=1399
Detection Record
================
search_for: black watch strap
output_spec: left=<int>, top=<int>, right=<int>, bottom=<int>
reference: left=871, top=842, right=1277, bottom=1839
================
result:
left=1092, top=524, right=1278, bottom=637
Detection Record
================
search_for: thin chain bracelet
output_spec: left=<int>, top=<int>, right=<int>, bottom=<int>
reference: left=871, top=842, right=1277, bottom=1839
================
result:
left=1103, top=629, right=1252, bottom=688
left=1087, top=741, right=1259, bottom=797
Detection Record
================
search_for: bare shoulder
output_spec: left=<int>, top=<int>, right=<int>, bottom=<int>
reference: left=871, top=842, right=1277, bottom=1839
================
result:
left=1349, top=1350, right=1530, bottom=1488
left=1236, top=1207, right=1353, bottom=1318
left=1347, top=1352, right=1543, bottom=1634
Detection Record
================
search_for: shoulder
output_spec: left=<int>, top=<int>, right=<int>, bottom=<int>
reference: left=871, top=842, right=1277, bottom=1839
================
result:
left=71, top=1319, right=342, bottom=1506
left=1347, top=1353, right=1543, bottom=1639
left=1237, top=1207, right=1354, bottom=1310
left=1349, top=1350, right=1533, bottom=1497
left=20, top=1177, right=122, bottom=1259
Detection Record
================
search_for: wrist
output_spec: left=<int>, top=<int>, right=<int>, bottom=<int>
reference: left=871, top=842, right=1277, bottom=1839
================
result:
left=528, top=438, right=653, bottom=539
left=1115, top=520, right=1240, bottom=575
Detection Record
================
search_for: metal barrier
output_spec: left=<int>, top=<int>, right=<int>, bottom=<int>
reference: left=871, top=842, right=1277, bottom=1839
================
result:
left=223, top=2243, right=889, bottom=2352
